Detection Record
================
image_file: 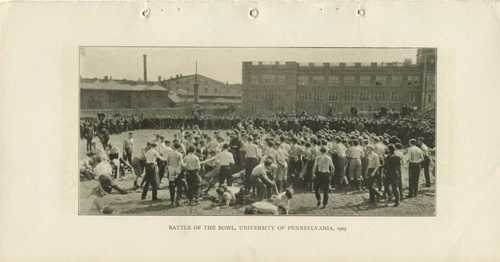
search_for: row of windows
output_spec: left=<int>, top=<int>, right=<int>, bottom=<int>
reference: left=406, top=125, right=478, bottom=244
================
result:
left=296, top=91, right=420, bottom=102
left=251, top=74, right=286, bottom=85
left=250, top=74, right=420, bottom=87
left=297, top=75, right=419, bottom=87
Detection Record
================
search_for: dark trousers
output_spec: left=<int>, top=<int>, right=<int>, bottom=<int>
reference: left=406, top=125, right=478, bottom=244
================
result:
left=186, top=170, right=201, bottom=202
left=333, top=156, right=346, bottom=187
left=422, top=157, right=431, bottom=186
left=157, top=160, right=167, bottom=182
left=376, top=167, right=384, bottom=191
left=218, top=166, right=232, bottom=186
left=314, top=172, right=331, bottom=206
left=124, top=148, right=132, bottom=164
left=366, top=168, right=382, bottom=203
left=398, top=171, right=404, bottom=199
left=384, top=172, right=401, bottom=205
left=141, top=164, right=158, bottom=200
left=169, top=177, right=183, bottom=204
left=85, top=137, right=93, bottom=152
left=408, top=163, right=421, bottom=197
left=245, top=158, right=258, bottom=189
left=288, top=159, right=302, bottom=186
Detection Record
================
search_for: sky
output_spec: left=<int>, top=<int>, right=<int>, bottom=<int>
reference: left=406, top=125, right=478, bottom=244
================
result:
left=80, top=47, right=417, bottom=84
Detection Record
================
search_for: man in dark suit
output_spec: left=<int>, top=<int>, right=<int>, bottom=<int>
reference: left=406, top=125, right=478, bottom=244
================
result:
left=384, top=144, right=401, bottom=207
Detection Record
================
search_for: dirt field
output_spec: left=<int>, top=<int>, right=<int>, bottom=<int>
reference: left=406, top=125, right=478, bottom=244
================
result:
left=79, top=129, right=436, bottom=216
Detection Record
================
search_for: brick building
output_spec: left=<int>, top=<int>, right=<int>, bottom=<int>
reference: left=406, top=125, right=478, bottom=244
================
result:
left=164, top=74, right=242, bottom=107
left=242, top=48, right=436, bottom=115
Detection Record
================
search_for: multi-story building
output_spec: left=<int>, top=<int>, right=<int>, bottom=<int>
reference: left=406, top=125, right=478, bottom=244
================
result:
left=164, top=74, right=242, bottom=108
left=242, top=48, right=436, bottom=115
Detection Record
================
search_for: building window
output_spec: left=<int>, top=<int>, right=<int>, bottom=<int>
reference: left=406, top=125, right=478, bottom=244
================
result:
left=360, top=76, right=371, bottom=86
left=391, top=92, right=399, bottom=101
left=312, top=75, right=325, bottom=84
left=408, top=92, right=418, bottom=103
left=343, top=76, right=356, bottom=86
left=277, top=75, right=286, bottom=84
left=345, top=91, right=354, bottom=101
left=360, top=90, right=370, bottom=101
left=251, top=75, right=259, bottom=84
left=375, top=76, right=387, bottom=87
left=315, top=90, right=321, bottom=101
left=390, top=76, right=402, bottom=87
left=328, top=92, right=338, bottom=101
left=407, top=76, right=419, bottom=86
left=298, top=75, right=308, bottom=86
left=262, top=74, right=276, bottom=84
left=328, top=76, right=339, bottom=86
left=374, top=92, right=384, bottom=101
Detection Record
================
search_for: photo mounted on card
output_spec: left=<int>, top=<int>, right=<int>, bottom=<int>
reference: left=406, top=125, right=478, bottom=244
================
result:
left=79, top=46, right=436, bottom=216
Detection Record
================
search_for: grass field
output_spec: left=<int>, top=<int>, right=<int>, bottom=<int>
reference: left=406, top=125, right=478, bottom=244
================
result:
left=79, top=129, right=436, bottom=216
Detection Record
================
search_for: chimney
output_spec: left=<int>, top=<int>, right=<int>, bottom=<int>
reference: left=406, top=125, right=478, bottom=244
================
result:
left=143, top=54, right=148, bottom=83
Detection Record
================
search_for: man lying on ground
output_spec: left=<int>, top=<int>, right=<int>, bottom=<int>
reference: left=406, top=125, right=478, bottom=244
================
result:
left=243, top=187, right=294, bottom=215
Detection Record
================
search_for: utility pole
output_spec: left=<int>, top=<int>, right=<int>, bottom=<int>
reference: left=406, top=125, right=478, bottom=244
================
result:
left=194, top=60, right=199, bottom=104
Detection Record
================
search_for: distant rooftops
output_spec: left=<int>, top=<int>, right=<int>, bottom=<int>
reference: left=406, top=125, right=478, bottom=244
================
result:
left=80, top=79, right=167, bottom=92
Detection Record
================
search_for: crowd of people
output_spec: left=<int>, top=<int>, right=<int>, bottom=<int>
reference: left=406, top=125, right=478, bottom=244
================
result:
left=80, top=112, right=435, bottom=214
left=80, top=112, right=435, bottom=151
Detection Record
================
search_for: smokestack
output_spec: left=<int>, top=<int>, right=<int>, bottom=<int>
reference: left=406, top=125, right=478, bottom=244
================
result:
left=143, top=54, right=148, bottom=83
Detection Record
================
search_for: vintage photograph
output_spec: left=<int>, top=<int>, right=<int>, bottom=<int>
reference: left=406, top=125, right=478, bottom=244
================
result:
left=79, top=47, right=436, bottom=216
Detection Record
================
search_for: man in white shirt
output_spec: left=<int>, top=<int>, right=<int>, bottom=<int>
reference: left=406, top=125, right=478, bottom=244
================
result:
left=183, top=145, right=201, bottom=205
left=94, top=155, right=127, bottom=195
left=216, top=144, right=235, bottom=186
left=275, top=143, right=289, bottom=193
left=365, top=145, right=382, bottom=204
left=242, top=137, right=260, bottom=191
left=330, top=136, right=347, bottom=188
left=156, top=137, right=171, bottom=183
left=167, top=143, right=184, bottom=206
left=373, top=137, right=387, bottom=192
left=406, top=139, right=424, bottom=197
left=142, top=142, right=166, bottom=201
left=346, top=139, right=364, bottom=190
left=418, top=137, right=431, bottom=187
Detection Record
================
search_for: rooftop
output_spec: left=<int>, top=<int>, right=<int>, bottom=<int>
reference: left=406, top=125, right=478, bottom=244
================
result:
left=80, top=80, right=167, bottom=92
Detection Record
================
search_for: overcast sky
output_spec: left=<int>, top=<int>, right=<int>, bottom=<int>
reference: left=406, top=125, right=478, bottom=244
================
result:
left=80, top=47, right=417, bottom=84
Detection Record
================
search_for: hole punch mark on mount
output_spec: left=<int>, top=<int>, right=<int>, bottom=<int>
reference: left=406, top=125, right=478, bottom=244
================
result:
left=249, top=8, right=259, bottom=19
left=141, top=7, right=151, bottom=18
left=356, top=8, right=366, bottom=17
